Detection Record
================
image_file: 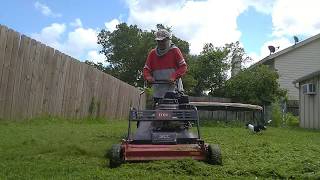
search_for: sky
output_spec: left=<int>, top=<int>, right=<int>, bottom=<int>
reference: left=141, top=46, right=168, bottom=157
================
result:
left=1, top=0, right=320, bottom=67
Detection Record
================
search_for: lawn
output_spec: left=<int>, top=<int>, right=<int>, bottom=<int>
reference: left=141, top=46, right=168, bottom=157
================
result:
left=0, top=117, right=320, bottom=179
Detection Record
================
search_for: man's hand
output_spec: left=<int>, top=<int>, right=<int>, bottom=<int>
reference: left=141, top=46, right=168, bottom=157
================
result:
left=145, top=76, right=155, bottom=83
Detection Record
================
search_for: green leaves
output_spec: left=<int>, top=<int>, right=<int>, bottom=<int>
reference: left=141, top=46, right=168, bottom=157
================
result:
left=96, top=23, right=152, bottom=86
left=225, top=65, right=286, bottom=105
left=188, top=43, right=229, bottom=96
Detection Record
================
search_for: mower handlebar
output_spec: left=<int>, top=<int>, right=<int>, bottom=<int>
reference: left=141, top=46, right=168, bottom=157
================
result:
left=148, top=80, right=176, bottom=85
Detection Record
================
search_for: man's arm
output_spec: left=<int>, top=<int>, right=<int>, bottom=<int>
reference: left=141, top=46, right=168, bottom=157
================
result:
left=170, top=48, right=187, bottom=80
left=143, top=52, right=154, bottom=82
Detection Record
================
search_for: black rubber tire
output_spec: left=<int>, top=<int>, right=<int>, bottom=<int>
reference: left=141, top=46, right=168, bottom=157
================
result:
left=207, top=144, right=222, bottom=165
left=109, top=144, right=124, bottom=168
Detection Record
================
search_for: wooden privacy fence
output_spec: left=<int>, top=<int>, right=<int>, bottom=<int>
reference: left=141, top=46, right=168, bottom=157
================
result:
left=189, top=97, right=262, bottom=123
left=0, top=24, right=145, bottom=120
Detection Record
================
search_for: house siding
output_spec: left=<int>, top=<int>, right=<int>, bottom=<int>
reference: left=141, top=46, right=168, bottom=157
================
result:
left=274, top=38, right=320, bottom=100
left=299, top=75, right=320, bottom=129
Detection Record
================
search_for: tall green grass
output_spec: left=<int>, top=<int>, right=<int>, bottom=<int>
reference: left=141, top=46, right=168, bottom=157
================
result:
left=0, top=117, right=319, bottom=179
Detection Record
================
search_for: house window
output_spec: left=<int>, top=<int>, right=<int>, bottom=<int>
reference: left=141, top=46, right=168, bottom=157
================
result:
left=302, top=83, right=316, bottom=94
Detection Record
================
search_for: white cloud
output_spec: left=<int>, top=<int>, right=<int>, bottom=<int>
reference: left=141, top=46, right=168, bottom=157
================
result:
left=34, top=1, right=62, bottom=18
left=271, top=0, right=320, bottom=37
left=70, top=18, right=82, bottom=28
left=243, top=0, right=276, bottom=14
left=31, top=23, right=66, bottom=49
left=125, top=0, right=248, bottom=54
left=31, top=20, right=104, bottom=61
left=105, top=19, right=121, bottom=32
left=87, top=50, right=106, bottom=64
left=63, top=27, right=99, bottom=57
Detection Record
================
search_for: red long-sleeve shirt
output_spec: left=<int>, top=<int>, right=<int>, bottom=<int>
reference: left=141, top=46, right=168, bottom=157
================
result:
left=143, top=47, right=187, bottom=80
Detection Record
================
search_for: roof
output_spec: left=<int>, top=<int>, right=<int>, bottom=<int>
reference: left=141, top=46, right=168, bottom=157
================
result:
left=293, top=70, right=320, bottom=84
left=250, top=32, right=320, bottom=68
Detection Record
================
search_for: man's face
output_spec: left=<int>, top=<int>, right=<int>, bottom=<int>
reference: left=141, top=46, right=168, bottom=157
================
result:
left=157, top=38, right=169, bottom=50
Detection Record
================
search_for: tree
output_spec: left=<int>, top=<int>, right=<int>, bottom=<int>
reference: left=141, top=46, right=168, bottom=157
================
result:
left=97, top=23, right=154, bottom=87
left=181, top=55, right=198, bottom=95
left=190, top=43, right=229, bottom=96
left=224, top=65, right=286, bottom=105
left=225, top=41, right=252, bottom=70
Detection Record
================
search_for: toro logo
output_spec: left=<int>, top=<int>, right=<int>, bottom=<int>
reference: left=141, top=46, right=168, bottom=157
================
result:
left=156, top=111, right=171, bottom=119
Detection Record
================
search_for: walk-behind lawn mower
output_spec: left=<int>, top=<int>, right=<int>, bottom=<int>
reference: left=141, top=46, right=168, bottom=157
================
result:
left=108, top=81, right=222, bottom=168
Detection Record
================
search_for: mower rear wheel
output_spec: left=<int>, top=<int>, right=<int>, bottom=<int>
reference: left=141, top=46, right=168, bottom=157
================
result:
left=109, top=144, right=124, bottom=168
left=207, top=144, right=222, bottom=165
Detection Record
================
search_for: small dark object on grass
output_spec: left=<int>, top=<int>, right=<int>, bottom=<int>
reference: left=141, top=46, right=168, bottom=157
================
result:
left=246, top=120, right=272, bottom=133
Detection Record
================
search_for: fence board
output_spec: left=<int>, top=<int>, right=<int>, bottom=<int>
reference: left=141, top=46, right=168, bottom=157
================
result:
left=61, top=56, right=74, bottom=117
left=110, top=76, right=120, bottom=118
left=79, top=66, right=97, bottom=117
left=94, top=70, right=104, bottom=118
left=0, top=26, right=9, bottom=87
left=115, top=81, right=124, bottom=118
left=79, top=64, right=89, bottom=117
left=0, top=29, right=15, bottom=119
left=99, top=74, right=110, bottom=118
left=3, top=30, right=20, bottom=119
left=104, top=74, right=114, bottom=117
left=33, top=44, right=50, bottom=117
left=42, top=48, right=57, bottom=114
left=48, top=52, right=62, bottom=115
left=69, top=60, right=81, bottom=117
left=83, top=67, right=92, bottom=118
left=74, top=62, right=86, bottom=118
left=22, top=39, right=38, bottom=118
left=12, top=36, right=32, bottom=119
left=121, top=83, right=131, bottom=117
left=27, top=42, right=43, bottom=118
left=89, top=68, right=100, bottom=117
left=65, top=58, right=79, bottom=118
left=10, top=35, right=27, bottom=119
left=53, top=53, right=69, bottom=116
left=76, top=63, right=85, bottom=118
left=88, top=68, right=98, bottom=118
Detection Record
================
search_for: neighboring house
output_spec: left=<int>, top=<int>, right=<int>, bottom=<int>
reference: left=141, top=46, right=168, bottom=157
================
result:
left=293, top=70, right=320, bottom=129
left=250, top=33, right=320, bottom=101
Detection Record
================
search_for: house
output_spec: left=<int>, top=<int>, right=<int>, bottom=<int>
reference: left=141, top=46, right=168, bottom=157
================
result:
left=293, top=70, right=320, bottom=129
left=250, top=33, right=320, bottom=101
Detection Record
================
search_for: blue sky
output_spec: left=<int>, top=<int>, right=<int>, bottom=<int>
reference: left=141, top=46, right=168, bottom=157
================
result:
left=1, top=0, right=320, bottom=66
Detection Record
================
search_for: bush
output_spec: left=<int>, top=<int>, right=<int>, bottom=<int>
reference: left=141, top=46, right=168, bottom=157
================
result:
left=271, top=100, right=299, bottom=128
left=225, top=65, right=286, bottom=105
left=284, top=112, right=299, bottom=127
left=271, top=100, right=282, bottom=127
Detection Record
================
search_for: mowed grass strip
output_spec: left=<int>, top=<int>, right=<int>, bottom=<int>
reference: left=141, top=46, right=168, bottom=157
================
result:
left=0, top=118, right=320, bottom=179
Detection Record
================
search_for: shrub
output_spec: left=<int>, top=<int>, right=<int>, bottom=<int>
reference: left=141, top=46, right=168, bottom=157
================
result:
left=284, top=112, right=299, bottom=127
left=271, top=100, right=282, bottom=127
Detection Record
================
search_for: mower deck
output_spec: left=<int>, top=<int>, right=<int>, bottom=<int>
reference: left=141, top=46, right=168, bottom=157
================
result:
left=123, top=143, right=207, bottom=161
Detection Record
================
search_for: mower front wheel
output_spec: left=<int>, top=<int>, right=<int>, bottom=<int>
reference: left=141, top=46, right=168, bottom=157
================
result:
left=207, top=144, right=222, bottom=165
left=109, top=144, right=124, bottom=168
